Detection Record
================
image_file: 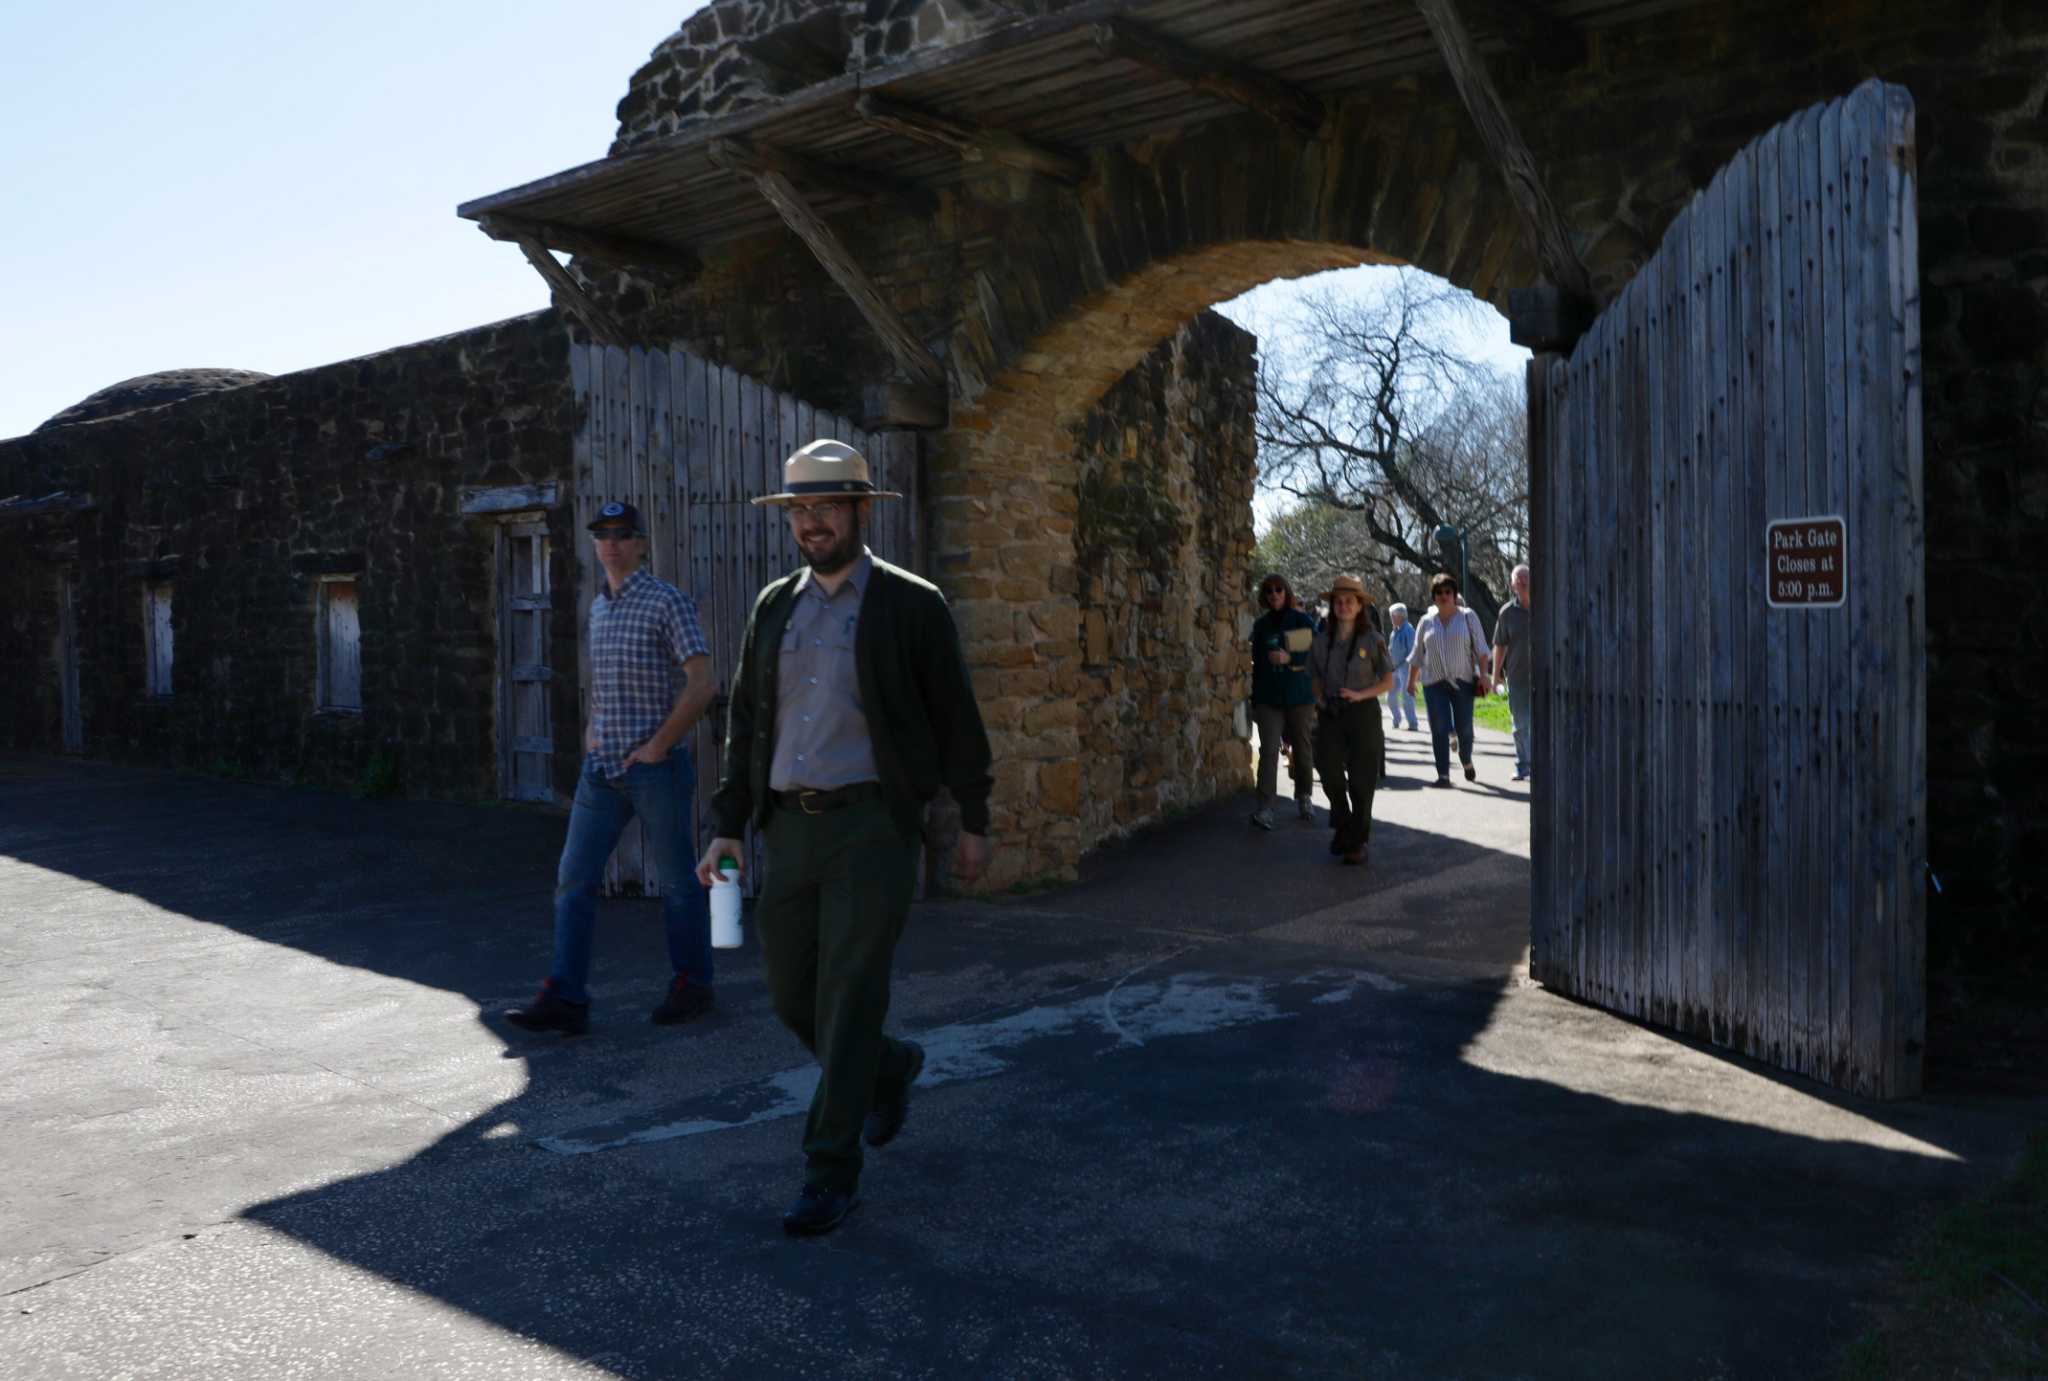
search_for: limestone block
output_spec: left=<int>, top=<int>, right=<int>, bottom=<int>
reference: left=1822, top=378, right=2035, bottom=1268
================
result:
left=1023, top=698, right=1079, bottom=734
left=1037, top=759, right=1083, bottom=816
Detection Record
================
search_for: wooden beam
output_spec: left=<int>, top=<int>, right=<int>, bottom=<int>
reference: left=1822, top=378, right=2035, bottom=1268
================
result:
left=0, top=491, right=94, bottom=520
left=511, top=236, right=630, bottom=346
left=459, top=483, right=561, bottom=517
left=724, top=163, right=946, bottom=388
left=1413, top=0, right=1594, bottom=302
left=853, top=93, right=1089, bottom=184
left=1457, top=0, right=1581, bottom=70
left=477, top=213, right=699, bottom=275
left=704, top=138, right=929, bottom=215
left=861, top=380, right=948, bottom=430
left=1090, top=19, right=1323, bottom=135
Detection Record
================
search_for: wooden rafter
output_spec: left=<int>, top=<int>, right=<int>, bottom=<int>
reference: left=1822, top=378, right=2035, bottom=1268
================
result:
left=477, top=213, right=699, bottom=276
left=708, top=144, right=946, bottom=389
left=1456, top=0, right=1581, bottom=69
left=1413, top=0, right=1593, bottom=303
left=511, top=236, right=630, bottom=346
left=704, top=138, right=928, bottom=215
left=853, top=93, right=1089, bottom=184
left=1090, top=19, right=1323, bottom=135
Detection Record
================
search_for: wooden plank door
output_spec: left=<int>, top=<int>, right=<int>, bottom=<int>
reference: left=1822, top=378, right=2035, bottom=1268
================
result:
left=569, top=341, right=930, bottom=898
left=1531, top=79, right=1923, bottom=1097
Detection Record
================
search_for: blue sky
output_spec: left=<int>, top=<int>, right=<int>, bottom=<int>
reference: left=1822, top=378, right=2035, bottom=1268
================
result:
left=0, top=1, right=1525, bottom=443
left=0, top=1, right=694, bottom=439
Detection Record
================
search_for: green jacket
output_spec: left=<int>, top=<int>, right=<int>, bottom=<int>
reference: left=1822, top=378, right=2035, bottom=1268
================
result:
left=710, top=554, right=994, bottom=841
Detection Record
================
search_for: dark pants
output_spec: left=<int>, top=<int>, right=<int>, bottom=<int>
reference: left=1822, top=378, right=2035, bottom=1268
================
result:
left=1315, top=701, right=1384, bottom=855
left=1252, top=701, right=1316, bottom=807
left=1423, top=679, right=1477, bottom=779
left=757, top=794, right=923, bottom=1193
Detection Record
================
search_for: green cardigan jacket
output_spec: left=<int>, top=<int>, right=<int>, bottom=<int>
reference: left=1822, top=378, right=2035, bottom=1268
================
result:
left=709, top=554, right=994, bottom=841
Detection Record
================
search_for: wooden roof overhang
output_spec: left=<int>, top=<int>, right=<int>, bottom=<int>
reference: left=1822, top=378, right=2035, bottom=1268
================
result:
left=457, top=0, right=1699, bottom=263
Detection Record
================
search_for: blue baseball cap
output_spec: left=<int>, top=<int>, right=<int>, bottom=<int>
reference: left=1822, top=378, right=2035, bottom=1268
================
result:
left=586, top=500, right=645, bottom=535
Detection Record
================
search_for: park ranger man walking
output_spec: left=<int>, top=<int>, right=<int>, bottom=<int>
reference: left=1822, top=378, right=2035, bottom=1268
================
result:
left=698, top=439, right=994, bottom=1237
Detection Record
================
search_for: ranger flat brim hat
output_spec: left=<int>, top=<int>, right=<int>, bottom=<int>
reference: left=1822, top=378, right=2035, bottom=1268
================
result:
left=751, top=438, right=902, bottom=506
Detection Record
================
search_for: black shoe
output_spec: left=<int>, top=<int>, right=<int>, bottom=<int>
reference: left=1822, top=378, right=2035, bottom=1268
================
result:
left=782, top=1183, right=859, bottom=1236
left=505, top=980, right=589, bottom=1035
left=865, top=1041, right=926, bottom=1147
left=1342, top=845, right=1367, bottom=867
left=1429, top=776, right=1453, bottom=788
left=651, top=975, right=714, bottom=1025
left=1463, top=761, right=1477, bottom=782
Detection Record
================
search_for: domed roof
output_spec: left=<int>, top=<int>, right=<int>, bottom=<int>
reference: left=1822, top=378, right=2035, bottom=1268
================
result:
left=37, top=368, right=272, bottom=431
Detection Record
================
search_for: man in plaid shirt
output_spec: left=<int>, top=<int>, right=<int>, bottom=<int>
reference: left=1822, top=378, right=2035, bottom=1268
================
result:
left=507, top=501, right=720, bottom=1035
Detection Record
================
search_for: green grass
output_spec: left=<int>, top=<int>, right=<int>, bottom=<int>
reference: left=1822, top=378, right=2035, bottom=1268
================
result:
left=1839, top=1128, right=2048, bottom=1378
left=1471, top=692, right=1514, bottom=735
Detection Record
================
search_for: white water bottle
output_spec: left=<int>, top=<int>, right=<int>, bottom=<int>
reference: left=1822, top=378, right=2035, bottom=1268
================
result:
left=709, top=859, right=743, bottom=949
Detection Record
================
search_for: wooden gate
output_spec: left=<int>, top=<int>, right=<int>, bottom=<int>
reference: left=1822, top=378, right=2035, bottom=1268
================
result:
left=569, top=342, right=923, bottom=896
left=1529, top=79, right=1925, bottom=1098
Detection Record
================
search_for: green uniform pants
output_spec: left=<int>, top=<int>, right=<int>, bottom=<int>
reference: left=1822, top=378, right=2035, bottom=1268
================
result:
left=757, top=795, right=924, bottom=1192
left=1315, top=700, right=1384, bottom=856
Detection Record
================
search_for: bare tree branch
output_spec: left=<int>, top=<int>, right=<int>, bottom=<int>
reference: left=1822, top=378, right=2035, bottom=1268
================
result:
left=1253, top=268, right=1528, bottom=617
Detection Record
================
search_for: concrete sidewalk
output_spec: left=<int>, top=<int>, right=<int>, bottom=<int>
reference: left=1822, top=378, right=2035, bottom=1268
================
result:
left=1, top=731, right=2038, bottom=1379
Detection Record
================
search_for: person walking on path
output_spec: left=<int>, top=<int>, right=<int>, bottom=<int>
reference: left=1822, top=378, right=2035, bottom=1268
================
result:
left=696, top=439, right=994, bottom=1238
left=1310, top=574, right=1394, bottom=866
left=1408, top=572, right=1492, bottom=788
left=1492, top=564, right=1534, bottom=782
left=1249, top=573, right=1319, bottom=829
left=506, top=501, right=719, bottom=1037
left=1385, top=602, right=1419, bottom=732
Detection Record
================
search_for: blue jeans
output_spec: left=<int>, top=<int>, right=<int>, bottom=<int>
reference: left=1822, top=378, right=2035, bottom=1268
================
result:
left=1387, top=679, right=1419, bottom=729
left=1506, top=680, right=1533, bottom=776
left=550, top=751, right=713, bottom=1003
left=1422, top=680, right=1476, bottom=780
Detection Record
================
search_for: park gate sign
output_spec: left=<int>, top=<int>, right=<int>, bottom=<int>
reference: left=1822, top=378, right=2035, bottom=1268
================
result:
left=1529, top=80, right=1925, bottom=1099
left=1766, top=516, right=1846, bottom=609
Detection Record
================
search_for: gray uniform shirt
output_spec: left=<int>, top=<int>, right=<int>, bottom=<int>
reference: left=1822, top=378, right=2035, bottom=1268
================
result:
left=769, top=552, right=879, bottom=791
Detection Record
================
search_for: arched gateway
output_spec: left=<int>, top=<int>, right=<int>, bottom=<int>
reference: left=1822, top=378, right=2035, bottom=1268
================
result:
left=458, top=0, right=2037, bottom=1096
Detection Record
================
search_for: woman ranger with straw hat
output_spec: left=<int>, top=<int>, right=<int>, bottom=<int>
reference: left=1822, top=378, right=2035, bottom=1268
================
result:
left=1309, top=574, right=1395, bottom=866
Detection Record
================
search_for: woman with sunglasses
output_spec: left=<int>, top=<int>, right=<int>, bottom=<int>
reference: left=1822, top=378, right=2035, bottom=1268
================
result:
left=1406, top=571, right=1492, bottom=787
left=1248, top=573, right=1320, bottom=829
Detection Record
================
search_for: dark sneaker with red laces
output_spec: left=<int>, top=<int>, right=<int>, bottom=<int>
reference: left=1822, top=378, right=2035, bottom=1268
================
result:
left=505, top=980, right=589, bottom=1036
left=651, top=976, right=714, bottom=1025
left=782, top=1183, right=859, bottom=1237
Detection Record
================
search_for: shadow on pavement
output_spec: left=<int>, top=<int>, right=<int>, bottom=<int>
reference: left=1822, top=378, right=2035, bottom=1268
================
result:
left=2, top=752, right=2036, bottom=1378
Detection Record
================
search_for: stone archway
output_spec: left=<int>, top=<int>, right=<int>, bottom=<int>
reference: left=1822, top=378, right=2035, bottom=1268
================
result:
left=923, top=92, right=1539, bottom=887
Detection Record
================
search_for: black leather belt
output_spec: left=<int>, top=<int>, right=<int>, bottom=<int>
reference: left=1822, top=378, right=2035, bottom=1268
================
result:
left=771, top=782, right=883, bottom=814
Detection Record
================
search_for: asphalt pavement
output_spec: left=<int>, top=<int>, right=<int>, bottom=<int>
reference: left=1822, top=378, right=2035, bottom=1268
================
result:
left=2, top=726, right=2039, bottom=1380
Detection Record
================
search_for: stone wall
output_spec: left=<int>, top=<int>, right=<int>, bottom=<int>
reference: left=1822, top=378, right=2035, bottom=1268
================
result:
left=1071, top=311, right=1259, bottom=847
left=580, top=0, right=2048, bottom=955
left=0, top=312, right=581, bottom=802
left=940, top=310, right=1257, bottom=890
left=610, top=0, right=1091, bottom=154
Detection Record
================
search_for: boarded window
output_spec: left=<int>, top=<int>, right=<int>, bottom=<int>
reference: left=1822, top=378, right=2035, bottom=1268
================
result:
left=317, top=578, right=362, bottom=711
left=142, top=583, right=174, bottom=697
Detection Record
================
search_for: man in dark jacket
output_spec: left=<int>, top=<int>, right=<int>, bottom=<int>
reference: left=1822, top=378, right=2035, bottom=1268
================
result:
left=697, top=439, right=994, bottom=1237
